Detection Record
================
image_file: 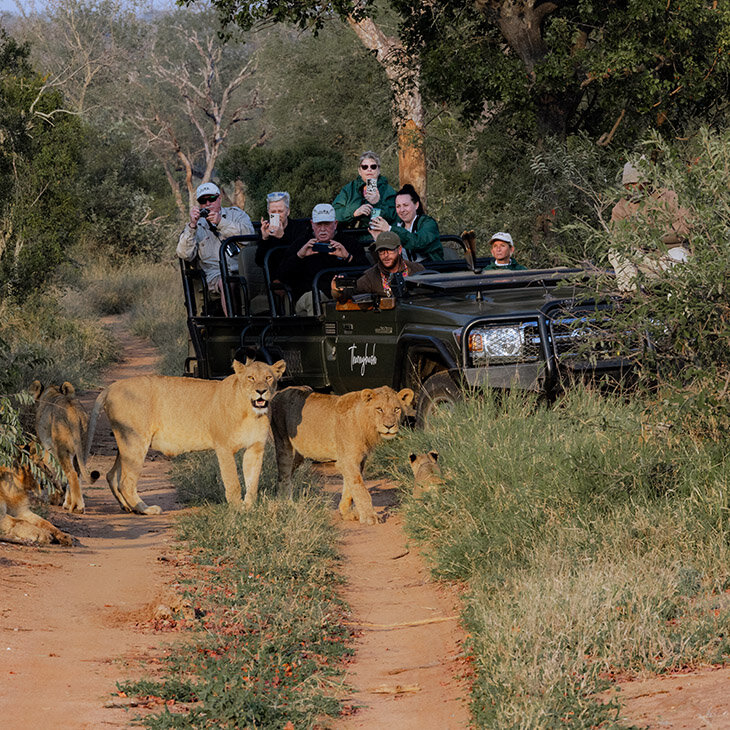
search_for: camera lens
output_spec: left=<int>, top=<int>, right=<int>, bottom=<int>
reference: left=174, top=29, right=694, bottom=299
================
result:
left=199, top=207, right=210, bottom=218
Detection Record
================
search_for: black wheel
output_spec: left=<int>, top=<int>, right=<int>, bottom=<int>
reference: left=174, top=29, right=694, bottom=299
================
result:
left=415, top=372, right=463, bottom=429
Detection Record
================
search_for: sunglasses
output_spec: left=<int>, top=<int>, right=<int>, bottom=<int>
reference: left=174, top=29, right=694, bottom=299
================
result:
left=360, top=164, right=379, bottom=170
left=197, top=195, right=219, bottom=204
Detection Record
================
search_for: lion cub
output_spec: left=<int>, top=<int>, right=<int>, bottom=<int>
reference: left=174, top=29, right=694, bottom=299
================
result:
left=0, top=463, right=74, bottom=546
left=30, top=380, right=99, bottom=514
left=271, top=385, right=415, bottom=525
left=409, top=451, right=443, bottom=498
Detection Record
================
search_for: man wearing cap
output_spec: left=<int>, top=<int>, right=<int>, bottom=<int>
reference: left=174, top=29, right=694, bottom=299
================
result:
left=332, top=230, right=425, bottom=300
left=177, top=181, right=255, bottom=300
left=483, top=232, right=527, bottom=270
left=277, top=203, right=369, bottom=315
left=609, top=161, right=691, bottom=291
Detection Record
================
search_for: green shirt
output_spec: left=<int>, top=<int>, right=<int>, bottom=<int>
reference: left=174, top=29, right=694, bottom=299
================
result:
left=333, top=175, right=397, bottom=227
left=392, top=214, right=444, bottom=262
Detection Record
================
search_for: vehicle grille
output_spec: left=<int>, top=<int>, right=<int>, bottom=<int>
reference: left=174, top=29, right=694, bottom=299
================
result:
left=549, top=312, right=622, bottom=359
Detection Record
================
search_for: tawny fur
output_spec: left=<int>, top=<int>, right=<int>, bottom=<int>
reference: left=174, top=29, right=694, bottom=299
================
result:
left=409, top=451, right=443, bottom=498
left=30, top=380, right=99, bottom=514
left=270, top=385, right=415, bottom=525
left=0, top=464, right=73, bottom=546
left=86, top=359, right=286, bottom=515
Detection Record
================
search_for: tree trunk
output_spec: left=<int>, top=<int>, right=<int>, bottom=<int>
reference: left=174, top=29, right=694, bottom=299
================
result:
left=346, top=15, right=427, bottom=203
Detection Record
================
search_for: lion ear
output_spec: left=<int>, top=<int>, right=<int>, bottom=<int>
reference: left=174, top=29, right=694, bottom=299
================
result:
left=232, top=359, right=246, bottom=374
left=61, top=382, right=75, bottom=397
left=360, top=389, right=376, bottom=402
left=29, top=380, right=43, bottom=400
left=272, top=360, right=287, bottom=379
left=398, top=388, right=415, bottom=407
left=409, top=453, right=417, bottom=463
left=429, top=451, right=439, bottom=462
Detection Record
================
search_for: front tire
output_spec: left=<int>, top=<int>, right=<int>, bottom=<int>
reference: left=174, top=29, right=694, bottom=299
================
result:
left=415, top=372, right=462, bottom=429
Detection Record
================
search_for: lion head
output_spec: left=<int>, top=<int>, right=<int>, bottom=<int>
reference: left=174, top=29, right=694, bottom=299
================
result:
left=360, top=386, right=415, bottom=440
left=233, top=358, right=287, bottom=415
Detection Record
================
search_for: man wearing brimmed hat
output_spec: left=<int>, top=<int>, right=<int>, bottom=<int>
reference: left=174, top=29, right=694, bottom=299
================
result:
left=483, top=231, right=527, bottom=271
left=332, top=230, right=425, bottom=300
left=609, top=160, right=691, bottom=292
left=277, top=203, right=369, bottom=314
left=177, top=181, right=254, bottom=304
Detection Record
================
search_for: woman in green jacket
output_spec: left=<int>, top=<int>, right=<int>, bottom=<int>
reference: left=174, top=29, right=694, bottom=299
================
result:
left=332, top=151, right=397, bottom=231
left=370, top=183, right=444, bottom=262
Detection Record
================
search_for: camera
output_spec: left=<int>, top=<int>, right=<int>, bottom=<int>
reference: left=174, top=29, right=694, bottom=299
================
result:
left=312, top=242, right=333, bottom=254
left=199, top=207, right=210, bottom=219
left=388, top=272, right=407, bottom=299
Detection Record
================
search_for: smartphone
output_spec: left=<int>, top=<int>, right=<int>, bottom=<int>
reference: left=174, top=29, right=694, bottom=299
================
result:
left=269, top=213, right=280, bottom=228
left=312, top=242, right=332, bottom=254
left=369, top=208, right=381, bottom=228
left=366, top=178, right=377, bottom=194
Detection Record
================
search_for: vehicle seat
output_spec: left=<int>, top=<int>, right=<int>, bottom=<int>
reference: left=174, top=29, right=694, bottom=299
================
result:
left=238, top=243, right=270, bottom=315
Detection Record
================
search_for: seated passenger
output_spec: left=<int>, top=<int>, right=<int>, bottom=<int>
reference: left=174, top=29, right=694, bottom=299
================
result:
left=331, top=231, right=425, bottom=301
left=483, top=231, right=527, bottom=270
left=333, top=150, right=397, bottom=233
left=276, top=203, right=369, bottom=315
left=176, top=181, right=255, bottom=312
left=369, top=183, right=444, bottom=262
left=255, top=191, right=311, bottom=268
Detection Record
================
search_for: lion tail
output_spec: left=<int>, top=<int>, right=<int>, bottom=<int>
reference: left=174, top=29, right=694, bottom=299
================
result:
left=84, top=388, right=108, bottom=470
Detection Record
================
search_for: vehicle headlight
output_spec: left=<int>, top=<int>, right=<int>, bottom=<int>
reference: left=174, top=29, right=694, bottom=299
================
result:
left=468, top=326, right=525, bottom=365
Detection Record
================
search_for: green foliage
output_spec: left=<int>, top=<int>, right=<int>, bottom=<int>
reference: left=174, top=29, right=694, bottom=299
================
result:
left=398, top=0, right=730, bottom=141
left=373, top=388, right=730, bottom=726
left=219, top=139, right=344, bottom=219
left=118, top=497, right=350, bottom=728
left=570, top=127, right=730, bottom=437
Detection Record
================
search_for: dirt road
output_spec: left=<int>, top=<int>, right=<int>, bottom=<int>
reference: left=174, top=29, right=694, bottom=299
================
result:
left=0, top=315, right=470, bottom=729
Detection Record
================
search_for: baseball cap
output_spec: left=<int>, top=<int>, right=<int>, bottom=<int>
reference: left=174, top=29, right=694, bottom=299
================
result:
left=621, top=162, right=646, bottom=186
left=372, top=231, right=401, bottom=251
left=311, top=203, right=336, bottom=223
left=196, top=182, right=221, bottom=201
left=489, top=231, right=514, bottom=246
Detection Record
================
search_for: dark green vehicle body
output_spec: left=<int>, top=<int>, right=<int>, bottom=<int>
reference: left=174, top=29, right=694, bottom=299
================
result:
left=181, top=235, right=628, bottom=421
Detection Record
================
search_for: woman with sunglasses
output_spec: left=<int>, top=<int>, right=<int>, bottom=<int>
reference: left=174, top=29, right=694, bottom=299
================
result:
left=332, top=151, right=396, bottom=232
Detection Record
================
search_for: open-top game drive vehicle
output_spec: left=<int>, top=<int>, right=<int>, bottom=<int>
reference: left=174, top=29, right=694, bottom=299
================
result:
left=180, top=232, right=632, bottom=425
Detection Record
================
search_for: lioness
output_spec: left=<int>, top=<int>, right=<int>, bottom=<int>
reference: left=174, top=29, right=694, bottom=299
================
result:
left=409, top=451, right=443, bottom=498
left=271, top=385, right=415, bottom=525
left=0, top=463, right=74, bottom=546
left=86, top=358, right=286, bottom=514
left=30, top=380, right=99, bottom=514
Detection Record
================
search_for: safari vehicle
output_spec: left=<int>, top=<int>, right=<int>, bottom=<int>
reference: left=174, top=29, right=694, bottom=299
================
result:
left=180, top=229, right=630, bottom=425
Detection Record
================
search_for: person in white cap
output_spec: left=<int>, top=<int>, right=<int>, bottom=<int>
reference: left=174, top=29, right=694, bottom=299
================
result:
left=609, top=160, right=691, bottom=292
left=177, top=181, right=254, bottom=311
left=483, top=232, right=527, bottom=270
left=276, top=203, right=369, bottom=314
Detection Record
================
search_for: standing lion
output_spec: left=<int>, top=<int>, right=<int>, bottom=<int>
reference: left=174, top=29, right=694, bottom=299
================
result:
left=86, top=358, right=286, bottom=515
left=30, top=380, right=99, bottom=514
left=271, top=385, right=415, bottom=525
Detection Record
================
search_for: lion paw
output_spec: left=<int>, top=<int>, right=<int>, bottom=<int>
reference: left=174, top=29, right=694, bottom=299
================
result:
left=359, top=511, right=378, bottom=526
left=142, top=504, right=163, bottom=515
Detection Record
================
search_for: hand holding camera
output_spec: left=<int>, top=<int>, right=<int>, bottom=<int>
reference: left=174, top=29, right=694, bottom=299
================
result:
left=311, top=242, right=334, bottom=254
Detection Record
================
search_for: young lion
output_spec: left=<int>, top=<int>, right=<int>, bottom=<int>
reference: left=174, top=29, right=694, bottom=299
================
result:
left=409, top=451, right=443, bottom=498
left=271, top=385, right=415, bottom=525
left=30, top=380, right=99, bottom=514
left=0, top=463, right=74, bottom=546
left=86, top=358, right=286, bottom=515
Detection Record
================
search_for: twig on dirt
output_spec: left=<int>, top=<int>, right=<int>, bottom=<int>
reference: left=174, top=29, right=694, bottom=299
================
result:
left=368, top=683, right=421, bottom=694
left=386, top=660, right=442, bottom=675
left=345, top=615, right=457, bottom=630
left=390, top=549, right=410, bottom=560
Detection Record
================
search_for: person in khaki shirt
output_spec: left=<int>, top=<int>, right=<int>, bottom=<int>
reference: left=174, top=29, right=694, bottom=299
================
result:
left=609, top=162, right=691, bottom=291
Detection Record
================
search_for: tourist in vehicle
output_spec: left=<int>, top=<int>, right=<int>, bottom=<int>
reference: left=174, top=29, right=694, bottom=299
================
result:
left=255, top=191, right=311, bottom=268
left=332, top=151, right=397, bottom=233
left=369, top=184, right=444, bottom=262
left=277, top=203, right=369, bottom=315
left=331, top=230, right=425, bottom=301
left=483, top=231, right=527, bottom=270
left=609, top=161, right=691, bottom=292
left=176, top=181, right=255, bottom=311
